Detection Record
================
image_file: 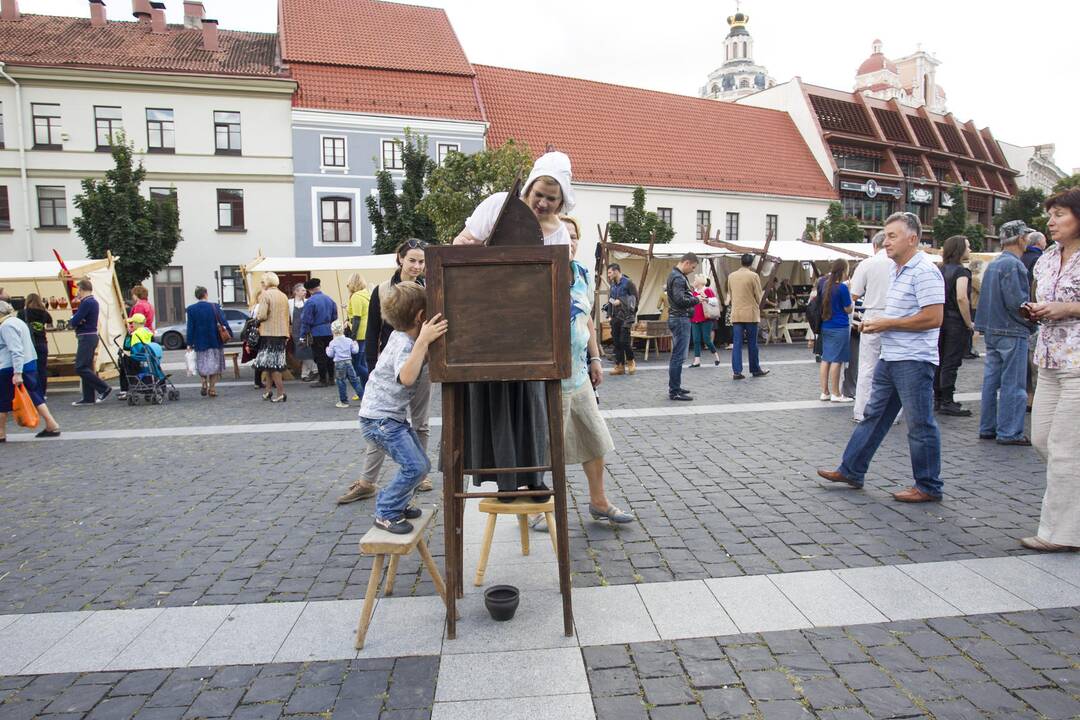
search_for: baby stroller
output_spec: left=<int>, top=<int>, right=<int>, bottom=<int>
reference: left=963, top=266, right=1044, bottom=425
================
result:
left=115, top=335, right=180, bottom=405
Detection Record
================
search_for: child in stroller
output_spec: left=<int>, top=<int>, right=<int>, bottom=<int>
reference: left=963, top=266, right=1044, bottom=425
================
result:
left=116, top=313, right=179, bottom=405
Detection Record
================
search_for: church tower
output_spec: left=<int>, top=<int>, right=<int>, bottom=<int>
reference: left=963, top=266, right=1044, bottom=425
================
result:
left=700, top=4, right=775, bottom=102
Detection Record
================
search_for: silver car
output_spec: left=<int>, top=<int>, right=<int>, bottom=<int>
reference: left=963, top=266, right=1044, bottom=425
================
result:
left=153, top=308, right=250, bottom=350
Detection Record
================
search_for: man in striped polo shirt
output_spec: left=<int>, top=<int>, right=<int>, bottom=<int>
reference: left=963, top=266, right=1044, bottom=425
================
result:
left=818, top=212, right=946, bottom=503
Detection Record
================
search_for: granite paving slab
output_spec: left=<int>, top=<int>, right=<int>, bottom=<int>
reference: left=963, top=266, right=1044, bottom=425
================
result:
left=434, top=647, right=588, bottom=702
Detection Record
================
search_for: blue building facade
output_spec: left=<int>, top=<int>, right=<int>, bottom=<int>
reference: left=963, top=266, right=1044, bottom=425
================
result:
left=290, top=109, right=487, bottom=257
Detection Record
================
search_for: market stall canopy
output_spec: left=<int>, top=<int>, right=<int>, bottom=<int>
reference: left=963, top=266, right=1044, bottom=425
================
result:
left=601, top=243, right=738, bottom=316
left=243, top=254, right=400, bottom=309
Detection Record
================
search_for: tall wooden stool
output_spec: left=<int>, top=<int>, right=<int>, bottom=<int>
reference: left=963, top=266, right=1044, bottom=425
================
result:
left=355, top=506, right=446, bottom=650
left=474, top=497, right=557, bottom=586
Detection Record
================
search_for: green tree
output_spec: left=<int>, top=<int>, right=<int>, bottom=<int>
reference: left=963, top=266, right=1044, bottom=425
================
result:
left=607, top=186, right=675, bottom=244
left=933, top=185, right=986, bottom=251
left=366, top=129, right=436, bottom=254
left=802, top=220, right=818, bottom=241
left=73, top=133, right=181, bottom=291
left=1052, top=173, right=1080, bottom=193
left=964, top=224, right=986, bottom=253
left=993, top=186, right=1047, bottom=235
left=818, top=201, right=863, bottom=243
left=418, top=139, right=534, bottom=244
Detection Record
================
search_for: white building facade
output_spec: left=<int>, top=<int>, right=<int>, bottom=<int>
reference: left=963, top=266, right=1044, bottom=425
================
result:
left=0, top=4, right=295, bottom=321
left=999, top=142, right=1069, bottom=196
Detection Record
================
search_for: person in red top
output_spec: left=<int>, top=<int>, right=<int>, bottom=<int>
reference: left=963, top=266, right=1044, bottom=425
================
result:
left=130, top=285, right=155, bottom=332
left=689, top=275, right=721, bottom=367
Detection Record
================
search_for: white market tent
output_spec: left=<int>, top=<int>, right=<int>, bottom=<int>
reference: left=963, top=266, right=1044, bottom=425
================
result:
left=604, top=242, right=737, bottom=316
left=0, top=255, right=125, bottom=379
left=242, top=254, right=400, bottom=311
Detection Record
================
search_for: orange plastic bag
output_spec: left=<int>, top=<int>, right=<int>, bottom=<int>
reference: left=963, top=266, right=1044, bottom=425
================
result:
left=12, top=383, right=40, bottom=428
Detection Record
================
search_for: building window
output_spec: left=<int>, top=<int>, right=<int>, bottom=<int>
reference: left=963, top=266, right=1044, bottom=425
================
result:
left=213, top=111, right=241, bottom=155
left=32, top=103, right=62, bottom=148
left=322, top=136, right=346, bottom=168
left=657, top=207, right=673, bottom=227
left=0, top=186, right=9, bottom=229
left=220, top=265, right=247, bottom=305
left=320, top=197, right=352, bottom=243
left=381, top=140, right=403, bottom=170
left=216, top=189, right=244, bottom=230
left=146, top=108, right=175, bottom=153
left=832, top=150, right=880, bottom=173
left=725, top=212, right=739, bottom=243
left=0, top=101, right=5, bottom=148
left=94, top=106, right=123, bottom=150
left=609, top=205, right=626, bottom=225
left=37, top=186, right=67, bottom=228
left=806, top=217, right=817, bottom=232
left=696, top=210, right=711, bottom=241
left=154, top=266, right=185, bottom=324
left=437, top=143, right=459, bottom=165
left=149, top=187, right=177, bottom=229
left=840, top=196, right=894, bottom=225
left=766, top=214, right=779, bottom=240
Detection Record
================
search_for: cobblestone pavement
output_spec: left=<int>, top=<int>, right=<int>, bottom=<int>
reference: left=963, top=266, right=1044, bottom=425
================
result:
left=0, top=656, right=438, bottom=720
left=586, top=607, right=1080, bottom=720
left=0, top=346, right=1045, bottom=614
left=3, top=608, right=1079, bottom=719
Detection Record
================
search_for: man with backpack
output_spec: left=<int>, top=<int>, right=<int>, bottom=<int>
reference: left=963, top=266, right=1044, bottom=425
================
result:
left=665, top=253, right=701, bottom=401
left=848, top=231, right=892, bottom=423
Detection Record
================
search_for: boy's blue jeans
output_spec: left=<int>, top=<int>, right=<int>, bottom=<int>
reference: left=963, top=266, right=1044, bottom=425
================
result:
left=361, top=417, right=430, bottom=520
left=335, top=360, right=364, bottom=403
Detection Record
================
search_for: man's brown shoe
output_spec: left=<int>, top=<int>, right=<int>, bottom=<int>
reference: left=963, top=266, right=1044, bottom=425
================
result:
left=893, top=487, right=941, bottom=503
left=337, top=481, right=376, bottom=504
left=610, top=364, right=625, bottom=376
left=626, top=360, right=637, bottom=375
left=817, top=469, right=860, bottom=488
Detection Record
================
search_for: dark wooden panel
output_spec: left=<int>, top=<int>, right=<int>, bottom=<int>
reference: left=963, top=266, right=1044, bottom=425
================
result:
left=426, top=245, right=571, bottom=383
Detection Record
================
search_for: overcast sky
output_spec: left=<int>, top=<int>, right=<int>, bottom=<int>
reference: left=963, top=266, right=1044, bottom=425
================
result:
left=26, top=0, right=1080, bottom=175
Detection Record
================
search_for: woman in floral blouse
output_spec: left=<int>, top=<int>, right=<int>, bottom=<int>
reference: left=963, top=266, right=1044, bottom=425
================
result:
left=1022, top=188, right=1080, bottom=551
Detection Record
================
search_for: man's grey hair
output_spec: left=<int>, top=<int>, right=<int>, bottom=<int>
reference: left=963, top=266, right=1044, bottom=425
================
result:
left=1027, top=231, right=1047, bottom=249
left=884, top=211, right=922, bottom=240
left=871, top=231, right=886, bottom=249
left=0, top=300, right=13, bottom=316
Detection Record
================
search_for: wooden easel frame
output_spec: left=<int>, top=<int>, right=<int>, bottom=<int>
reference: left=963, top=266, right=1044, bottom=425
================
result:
left=426, top=244, right=574, bottom=640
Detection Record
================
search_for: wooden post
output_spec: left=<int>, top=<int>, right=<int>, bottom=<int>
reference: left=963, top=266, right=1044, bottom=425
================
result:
left=441, top=383, right=463, bottom=639
left=544, top=380, right=574, bottom=637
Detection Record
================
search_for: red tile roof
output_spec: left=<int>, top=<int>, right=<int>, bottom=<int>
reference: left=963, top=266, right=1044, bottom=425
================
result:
left=0, top=13, right=282, bottom=77
left=474, top=65, right=836, bottom=199
left=290, top=63, right=483, bottom=121
left=278, top=0, right=473, bottom=76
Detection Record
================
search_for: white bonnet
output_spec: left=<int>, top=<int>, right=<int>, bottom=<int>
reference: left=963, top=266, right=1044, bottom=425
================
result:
left=521, top=151, right=575, bottom=213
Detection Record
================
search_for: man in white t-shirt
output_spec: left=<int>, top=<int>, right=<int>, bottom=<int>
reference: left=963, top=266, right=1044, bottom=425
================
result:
left=848, top=231, right=893, bottom=422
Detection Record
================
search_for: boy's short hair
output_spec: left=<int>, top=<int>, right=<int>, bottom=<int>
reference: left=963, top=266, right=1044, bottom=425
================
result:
left=381, top=281, right=426, bottom=331
left=330, top=320, right=344, bottom=335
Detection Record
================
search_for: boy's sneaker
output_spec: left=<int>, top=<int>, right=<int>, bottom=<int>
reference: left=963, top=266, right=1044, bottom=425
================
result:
left=352, top=394, right=361, bottom=401
left=374, top=516, right=413, bottom=535
left=335, top=401, right=350, bottom=408
left=403, top=506, right=422, bottom=520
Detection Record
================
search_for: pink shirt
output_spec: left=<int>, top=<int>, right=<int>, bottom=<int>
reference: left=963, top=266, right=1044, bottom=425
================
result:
left=131, top=298, right=155, bottom=331
left=691, top=287, right=716, bottom=323
left=1033, top=244, right=1080, bottom=370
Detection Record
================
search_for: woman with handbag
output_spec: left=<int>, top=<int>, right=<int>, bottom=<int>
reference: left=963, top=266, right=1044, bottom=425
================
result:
left=0, top=300, right=61, bottom=439
left=689, top=274, right=721, bottom=367
left=254, top=273, right=290, bottom=402
left=185, top=286, right=232, bottom=398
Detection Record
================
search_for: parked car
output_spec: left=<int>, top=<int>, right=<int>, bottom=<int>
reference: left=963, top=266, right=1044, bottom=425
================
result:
left=154, top=308, right=250, bottom=350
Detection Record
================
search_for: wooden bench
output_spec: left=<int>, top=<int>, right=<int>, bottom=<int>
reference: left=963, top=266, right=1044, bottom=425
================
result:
left=355, top=506, right=445, bottom=650
left=474, top=497, right=557, bottom=587
left=223, top=350, right=240, bottom=379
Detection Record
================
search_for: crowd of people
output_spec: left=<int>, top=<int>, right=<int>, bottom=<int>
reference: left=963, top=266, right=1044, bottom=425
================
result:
left=2, top=154, right=1076, bottom=555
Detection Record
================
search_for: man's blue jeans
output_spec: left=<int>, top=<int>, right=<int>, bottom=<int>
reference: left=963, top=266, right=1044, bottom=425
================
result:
left=361, top=417, right=430, bottom=520
left=731, top=322, right=761, bottom=375
left=838, top=359, right=942, bottom=497
left=334, top=360, right=364, bottom=403
left=667, top=316, right=691, bottom=396
left=980, top=333, right=1029, bottom=441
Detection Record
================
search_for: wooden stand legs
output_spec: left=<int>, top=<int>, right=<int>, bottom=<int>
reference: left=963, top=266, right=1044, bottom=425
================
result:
left=441, top=380, right=574, bottom=640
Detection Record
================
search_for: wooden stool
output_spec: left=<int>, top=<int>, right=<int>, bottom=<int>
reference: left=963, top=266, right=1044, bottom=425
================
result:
left=223, top=350, right=240, bottom=379
left=474, top=497, right=557, bottom=586
left=355, top=506, right=446, bottom=649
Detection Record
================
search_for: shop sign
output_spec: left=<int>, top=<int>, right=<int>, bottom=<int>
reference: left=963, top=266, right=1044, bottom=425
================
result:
left=840, top=179, right=902, bottom=199
left=909, top=187, right=933, bottom=205
left=940, top=191, right=956, bottom=208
